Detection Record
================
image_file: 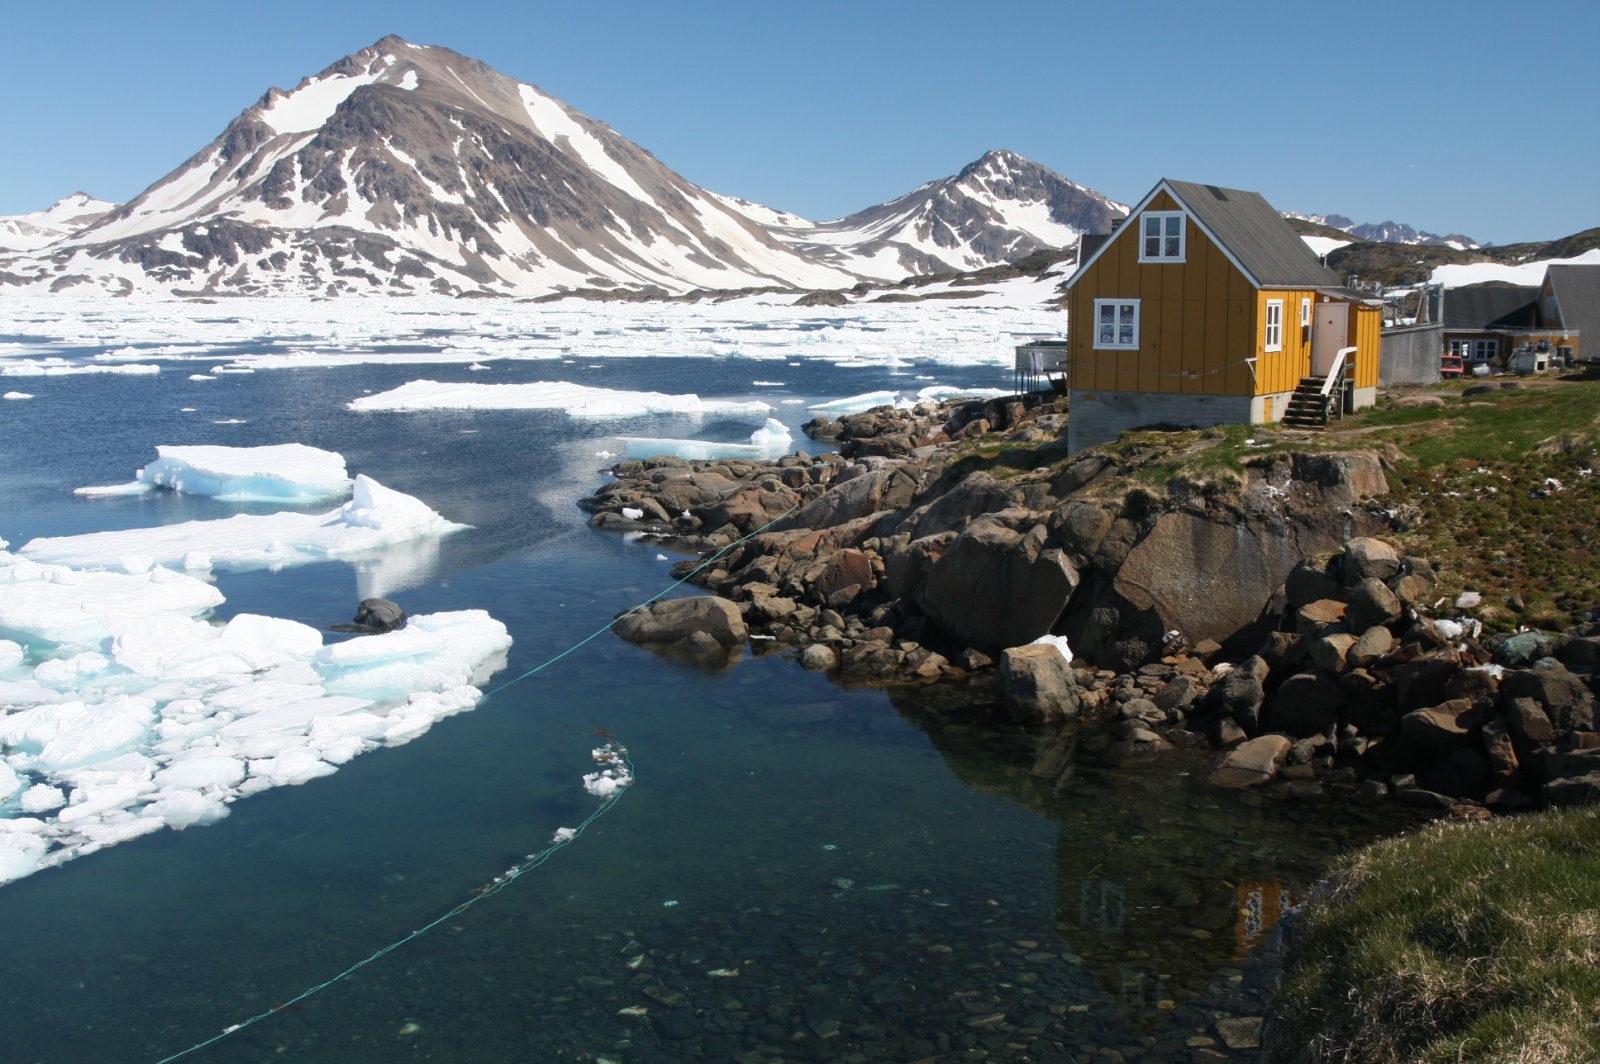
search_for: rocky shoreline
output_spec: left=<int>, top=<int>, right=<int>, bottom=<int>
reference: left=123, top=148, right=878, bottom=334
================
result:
left=583, top=396, right=1600, bottom=818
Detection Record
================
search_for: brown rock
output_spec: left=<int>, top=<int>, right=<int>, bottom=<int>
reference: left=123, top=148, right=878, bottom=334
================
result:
left=996, top=643, right=1080, bottom=726
left=1482, top=718, right=1519, bottom=786
left=918, top=519, right=1078, bottom=652
left=1341, top=537, right=1400, bottom=586
left=1296, top=599, right=1348, bottom=636
left=1400, top=699, right=1482, bottom=755
left=1346, top=578, right=1402, bottom=632
left=1346, top=625, right=1394, bottom=669
left=613, top=596, right=747, bottom=649
left=1307, top=633, right=1359, bottom=673
left=1209, top=735, right=1292, bottom=789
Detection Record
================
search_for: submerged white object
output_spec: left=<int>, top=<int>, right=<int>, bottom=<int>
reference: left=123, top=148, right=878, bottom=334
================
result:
left=621, top=417, right=793, bottom=461
left=22, top=475, right=465, bottom=572
left=348, top=379, right=772, bottom=418
left=76, top=443, right=352, bottom=502
left=0, top=540, right=512, bottom=887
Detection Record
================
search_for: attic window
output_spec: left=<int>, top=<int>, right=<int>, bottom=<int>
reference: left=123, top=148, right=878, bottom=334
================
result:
left=1093, top=299, right=1140, bottom=350
left=1138, top=212, right=1185, bottom=262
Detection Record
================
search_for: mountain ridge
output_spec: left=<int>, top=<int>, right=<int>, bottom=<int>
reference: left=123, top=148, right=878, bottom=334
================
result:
left=0, top=37, right=1124, bottom=298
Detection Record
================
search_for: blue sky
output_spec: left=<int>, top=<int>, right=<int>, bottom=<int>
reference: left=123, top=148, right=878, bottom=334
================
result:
left=1, top=0, right=1594, bottom=244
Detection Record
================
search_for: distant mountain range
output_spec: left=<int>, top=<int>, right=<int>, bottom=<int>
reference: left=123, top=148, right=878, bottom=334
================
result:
left=1282, top=212, right=1479, bottom=251
left=0, top=37, right=1124, bottom=298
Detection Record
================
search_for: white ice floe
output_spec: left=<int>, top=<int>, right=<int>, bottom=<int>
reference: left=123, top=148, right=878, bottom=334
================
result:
left=22, top=475, right=465, bottom=573
left=808, top=390, right=900, bottom=415
left=1, top=359, right=160, bottom=377
left=3, top=391, right=31, bottom=400
left=348, top=379, right=772, bottom=418
left=621, top=418, right=794, bottom=461
left=75, top=443, right=352, bottom=503
left=0, top=539, right=511, bottom=886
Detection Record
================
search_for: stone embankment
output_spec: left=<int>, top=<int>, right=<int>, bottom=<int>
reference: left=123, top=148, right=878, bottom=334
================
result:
left=585, top=395, right=1600, bottom=814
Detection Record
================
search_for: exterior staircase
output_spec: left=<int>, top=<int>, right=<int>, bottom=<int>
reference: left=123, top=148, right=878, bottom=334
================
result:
left=1280, top=376, right=1333, bottom=430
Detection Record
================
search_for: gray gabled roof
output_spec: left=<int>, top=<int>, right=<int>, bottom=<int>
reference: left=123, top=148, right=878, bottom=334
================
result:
left=1547, top=264, right=1600, bottom=333
left=1067, top=178, right=1342, bottom=290
left=1162, top=179, right=1343, bottom=288
left=1443, top=284, right=1539, bottom=330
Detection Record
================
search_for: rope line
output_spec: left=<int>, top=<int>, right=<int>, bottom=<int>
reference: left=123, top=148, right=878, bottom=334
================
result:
left=151, top=501, right=799, bottom=1064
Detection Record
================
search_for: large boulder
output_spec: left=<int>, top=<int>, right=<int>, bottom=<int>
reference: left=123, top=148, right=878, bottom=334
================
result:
left=789, top=467, right=914, bottom=531
left=1501, top=664, right=1595, bottom=734
left=613, top=596, right=748, bottom=659
left=996, top=643, right=1080, bottom=725
left=1113, top=510, right=1309, bottom=647
left=918, top=518, right=1078, bottom=652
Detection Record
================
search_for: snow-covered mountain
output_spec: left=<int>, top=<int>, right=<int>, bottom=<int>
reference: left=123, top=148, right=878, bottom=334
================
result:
left=0, top=38, right=1122, bottom=298
left=1284, top=212, right=1479, bottom=250
left=772, top=149, right=1126, bottom=279
left=0, top=193, right=119, bottom=253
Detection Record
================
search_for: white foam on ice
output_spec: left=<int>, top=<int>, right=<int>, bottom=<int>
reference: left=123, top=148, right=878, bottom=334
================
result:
left=349, top=379, right=773, bottom=418
left=0, top=541, right=511, bottom=886
left=620, top=417, right=794, bottom=461
left=22, top=475, right=465, bottom=573
left=75, top=444, right=352, bottom=503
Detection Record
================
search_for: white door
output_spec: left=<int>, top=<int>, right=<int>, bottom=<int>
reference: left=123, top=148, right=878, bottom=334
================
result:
left=1311, top=301, right=1349, bottom=377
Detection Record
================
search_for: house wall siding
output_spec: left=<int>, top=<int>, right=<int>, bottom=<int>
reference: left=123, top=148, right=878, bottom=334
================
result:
left=1068, top=190, right=1259, bottom=398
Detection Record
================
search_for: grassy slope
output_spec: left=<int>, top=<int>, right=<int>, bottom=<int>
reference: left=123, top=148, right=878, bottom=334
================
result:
left=1264, top=809, right=1600, bottom=1063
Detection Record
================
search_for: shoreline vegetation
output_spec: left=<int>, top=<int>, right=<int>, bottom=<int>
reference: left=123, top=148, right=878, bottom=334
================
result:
left=589, top=368, right=1600, bottom=1061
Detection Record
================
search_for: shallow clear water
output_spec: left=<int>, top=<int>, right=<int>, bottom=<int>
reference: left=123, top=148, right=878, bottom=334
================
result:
left=0, top=347, right=1421, bottom=1063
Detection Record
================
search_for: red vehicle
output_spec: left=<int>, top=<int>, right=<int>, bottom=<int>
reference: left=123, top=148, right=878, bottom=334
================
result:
left=1440, top=353, right=1464, bottom=378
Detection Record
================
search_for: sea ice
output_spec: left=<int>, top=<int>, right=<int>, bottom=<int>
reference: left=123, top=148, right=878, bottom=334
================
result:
left=3, top=391, right=31, bottom=400
left=23, top=475, right=465, bottom=573
left=621, top=417, right=794, bottom=461
left=75, top=444, right=352, bottom=502
left=348, top=379, right=772, bottom=418
left=0, top=539, right=513, bottom=887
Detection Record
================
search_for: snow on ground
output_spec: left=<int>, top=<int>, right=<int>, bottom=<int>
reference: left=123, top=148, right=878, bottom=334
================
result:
left=349, top=379, right=774, bottom=417
left=0, top=538, right=510, bottom=886
left=620, top=417, right=794, bottom=461
left=1431, top=248, right=1600, bottom=287
left=75, top=444, right=352, bottom=503
left=22, top=475, right=465, bottom=573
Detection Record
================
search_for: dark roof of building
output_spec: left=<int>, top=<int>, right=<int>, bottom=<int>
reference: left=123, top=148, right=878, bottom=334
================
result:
left=1443, top=284, right=1539, bottom=330
left=1547, top=264, right=1600, bottom=333
left=1163, top=179, right=1342, bottom=288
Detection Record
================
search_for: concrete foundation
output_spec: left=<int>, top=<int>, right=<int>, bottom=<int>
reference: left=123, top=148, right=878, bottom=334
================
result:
left=1068, top=390, right=1255, bottom=454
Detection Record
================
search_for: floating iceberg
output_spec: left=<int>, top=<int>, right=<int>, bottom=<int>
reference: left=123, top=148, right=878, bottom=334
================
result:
left=348, top=379, right=772, bottom=418
left=808, top=390, right=901, bottom=415
left=22, top=475, right=465, bottom=573
left=0, top=538, right=511, bottom=886
left=621, top=418, right=794, bottom=461
left=75, top=443, right=353, bottom=502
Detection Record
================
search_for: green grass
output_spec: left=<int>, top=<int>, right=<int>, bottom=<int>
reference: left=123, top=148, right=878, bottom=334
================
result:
left=1266, top=808, right=1600, bottom=1063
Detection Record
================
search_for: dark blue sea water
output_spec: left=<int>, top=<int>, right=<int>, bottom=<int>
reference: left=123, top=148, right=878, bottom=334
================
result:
left=0, top=351, right=1418, bottom=1063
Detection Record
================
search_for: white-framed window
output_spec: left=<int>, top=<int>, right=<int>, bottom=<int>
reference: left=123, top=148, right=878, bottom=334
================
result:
left=1138, top=211, right=1185, bottom=262
left=1265, top=300, right=1284, bottom=352
left=1093, top=299, right=1140, bottom=349
left=1300, top=297, right=1311, bottom=328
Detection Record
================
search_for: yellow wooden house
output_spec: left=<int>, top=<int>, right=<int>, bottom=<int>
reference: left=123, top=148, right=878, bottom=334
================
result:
left=1063, top=178, right=1382, bottom=454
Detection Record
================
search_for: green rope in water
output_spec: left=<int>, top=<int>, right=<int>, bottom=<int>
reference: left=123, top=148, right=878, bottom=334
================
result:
left=152, top=503, right=798, bottom=1064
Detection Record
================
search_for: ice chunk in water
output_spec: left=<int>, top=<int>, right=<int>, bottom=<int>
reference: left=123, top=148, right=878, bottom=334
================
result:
left=76, top=443, right=352, bottom=503
left=21, top=475, right=466, bottom=573
left=621, top=418, right=793, bottom=461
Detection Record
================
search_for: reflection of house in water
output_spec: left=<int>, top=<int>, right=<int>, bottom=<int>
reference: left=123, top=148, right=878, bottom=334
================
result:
left=887, top=683, right=1421, bottom=1017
